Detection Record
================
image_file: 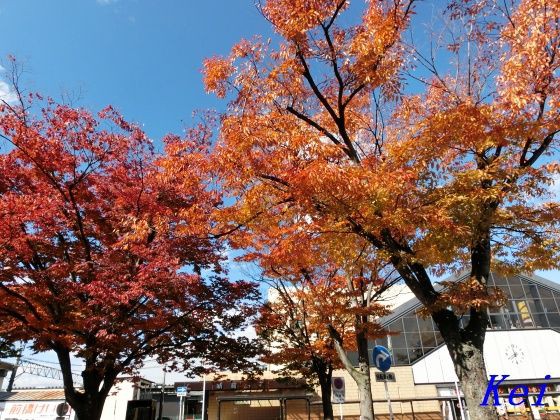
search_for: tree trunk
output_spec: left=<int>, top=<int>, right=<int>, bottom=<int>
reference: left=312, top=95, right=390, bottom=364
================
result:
left=60, top=380, right=109, bottom=420
left=455, top=223, right=497, bottom=420
left=71, top=398, right=106, bottom=420
left=453, top=341, right=496, bottom=420
left=328, top=323, right=374, bottom=420
left=390, top=261, right=498, bottom=420
left=55, top=347, right=114, bottom=420
left=379, top=211, right=499, bottom=420
left=355, top=328, right=374, bottom=420
left=429, top=224, right=497, bottom=420
left=317, top=365, right=334, bottom=420
left=433, top=307, right=497, bottom=420
left=356, top=369, right=374, bottom=420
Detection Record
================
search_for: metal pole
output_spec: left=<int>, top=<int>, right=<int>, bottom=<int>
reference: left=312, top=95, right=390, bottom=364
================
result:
left=158, top=371, right=166, bottom=420
left=384, top=379, right=394, bottom=420
left=178, top=395, right=183, bottom=420
left=454, top=381, right=466, bottom=420
left=201, top=375, right=206, bottom=420
left=410, top=400, right=416, bottom=420
left=339, top=402, right=343, bottom=420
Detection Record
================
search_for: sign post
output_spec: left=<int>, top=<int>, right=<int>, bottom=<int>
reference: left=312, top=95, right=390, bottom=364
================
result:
left=332, top=376, right=345, bottom=420
left=373, top=345, right=394, bottom=420
left=179, top=395, right=183, bottom=420
left=176, top=386, right=188, bottom=420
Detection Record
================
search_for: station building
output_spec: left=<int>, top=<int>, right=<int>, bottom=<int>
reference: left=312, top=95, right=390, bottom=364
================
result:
left=344, top=271, right=560, bottom=419
left=193, top=271, right=560, bottom=420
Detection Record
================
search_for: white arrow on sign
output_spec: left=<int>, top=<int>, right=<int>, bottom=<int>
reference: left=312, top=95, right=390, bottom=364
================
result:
left=376, top=350, right=389, bottom=367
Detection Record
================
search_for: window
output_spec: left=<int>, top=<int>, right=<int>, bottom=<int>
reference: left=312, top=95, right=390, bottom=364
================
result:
left=417, top=316, right=435, bottom=332
left=539, top=287, right=554, bottom=299
left=509, top=284, right=526, bottom=300
left=392, top=348, right=409, bottom=365
left=419, top=329, right=438, bottom=348
left=387, top=318, right=404, bottom=334
left=541, top=298, right=558, bottom=313
left=533, top=313, right=549, bottom=328
left=406, top=331, right=423, bottom=363
left=403, top=316, right=419, bottom=332
left=385, top=312, right=448, bottom=365
left=408, top=345, right=424, bottom=362
left=489, top=312, right=508, bottom=330
left=388, top=332, right=406, bottom=349
left=375, top=275, right=560, bottom=366
left=486, top=276, right=560, bottom=331
left=491, top=273, right=510, bottom=286
left=546, top=312, right=560, bottom=328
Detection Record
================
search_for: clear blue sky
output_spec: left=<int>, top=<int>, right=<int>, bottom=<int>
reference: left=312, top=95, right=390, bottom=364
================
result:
left=0, top=0, right=274, bottom=142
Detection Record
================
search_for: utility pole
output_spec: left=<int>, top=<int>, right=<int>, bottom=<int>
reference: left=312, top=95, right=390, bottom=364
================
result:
left=158, top=370, right=166, bottom=420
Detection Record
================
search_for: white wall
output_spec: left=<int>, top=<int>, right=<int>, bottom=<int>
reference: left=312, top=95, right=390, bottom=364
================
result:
left=100, top=379, right=138, bottom=420
left=412, top=329, right=560, bottom=384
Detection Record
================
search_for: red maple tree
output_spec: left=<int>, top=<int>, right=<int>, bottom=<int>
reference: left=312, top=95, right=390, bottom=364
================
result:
left=0, top=83, right=260, bottom=420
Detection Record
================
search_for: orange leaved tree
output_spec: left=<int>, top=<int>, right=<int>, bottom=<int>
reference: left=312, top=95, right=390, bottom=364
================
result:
left=227, top=210, right=394, bottom=418
left=259, top=266, right=394, bottom=419
left=204, top=1, right=560, bottom=419
left=0, top=87, right=260, bottom=420
left=256, top=272, right=348, bottom=420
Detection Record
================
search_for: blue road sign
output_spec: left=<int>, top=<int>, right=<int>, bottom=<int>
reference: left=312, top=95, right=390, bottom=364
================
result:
left=373, top=345, right=392, bottom=372
left=176, top=386, right=188, bottom=396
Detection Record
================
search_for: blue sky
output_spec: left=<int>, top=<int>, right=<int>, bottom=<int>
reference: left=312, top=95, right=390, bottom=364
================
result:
left=0, top=0, right=273, bottom=142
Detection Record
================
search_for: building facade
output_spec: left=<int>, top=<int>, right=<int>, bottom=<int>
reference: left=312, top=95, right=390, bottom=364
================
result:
left=0, top=362, right=13, bottom=392
left=152, top=271, right=560, bottom=420
left=361, top=271, right=560, bottom=419
left=0, top=389, right=75, bottom=420
left=156, top=271, right=560, bottom=419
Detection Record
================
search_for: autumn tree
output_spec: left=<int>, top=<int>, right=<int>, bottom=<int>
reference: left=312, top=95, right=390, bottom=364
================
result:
left=258, top=267, right=395, bottom=419
left=0, top=85, right=260, bottom=420
left=232, top=216, right=394, bottom=418
left=204, top=1, right=560, bottom=419
left=256, top=273, right=346, bottom=420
